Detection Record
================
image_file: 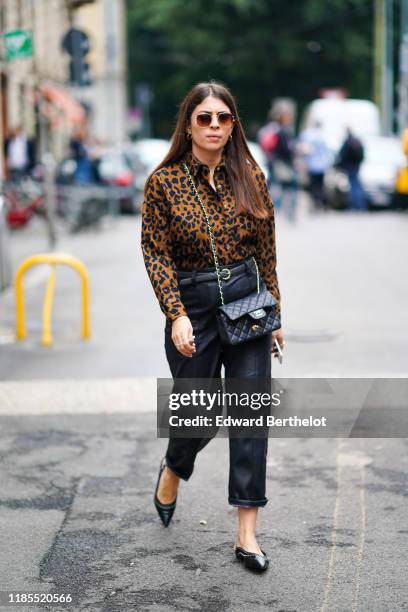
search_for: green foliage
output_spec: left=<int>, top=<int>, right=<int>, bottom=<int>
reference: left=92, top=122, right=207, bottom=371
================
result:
left=126, top=0, right=373, bottom=138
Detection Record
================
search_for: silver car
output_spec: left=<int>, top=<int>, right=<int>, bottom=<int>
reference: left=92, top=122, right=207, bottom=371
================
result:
left=324, top=136, right=405, bottom=209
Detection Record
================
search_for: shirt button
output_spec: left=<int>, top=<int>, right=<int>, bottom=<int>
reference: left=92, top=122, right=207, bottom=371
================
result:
left=216, top=166, right=220, bottom=171
left=217, top=184, right=222, bottom=190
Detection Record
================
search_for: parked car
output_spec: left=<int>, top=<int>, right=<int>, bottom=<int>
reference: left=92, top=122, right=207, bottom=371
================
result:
left=57, top=147, right=138, bottom=214
left=126, top=138, right=269, bottom=190
left=360, top=137, right=405, bottom=208
left=126, top=139, right=170, bottom=191
left=247, top=141, right=270, bottom=183
left=324, top=136, right=405, bottom=209
left=98, top=149, right=134, bottom=188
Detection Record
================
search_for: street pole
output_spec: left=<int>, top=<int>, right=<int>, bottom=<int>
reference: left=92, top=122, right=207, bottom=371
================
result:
left=374, top=0, right=385, bottom=121
left=385, top=0, right=394, bottom=135
left=0, top=71, right=12, bottom=289
left=374, top=0, right=394, bottom=135
left=31, top=0, right=57, bottom=248
left=42, top=152, right=58, bottom=248
left=399, top=0, right=408, bottom=134
left=135, top=84, right=153, bottom=138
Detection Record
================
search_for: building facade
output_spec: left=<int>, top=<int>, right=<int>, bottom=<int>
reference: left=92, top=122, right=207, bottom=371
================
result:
left=0, top=0, right=127, bottom=180
left=71, top=0, right=127, bottom=145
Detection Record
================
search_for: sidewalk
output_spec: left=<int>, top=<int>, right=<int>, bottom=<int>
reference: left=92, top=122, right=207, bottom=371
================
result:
left=1, top=206, right=408, bottom=379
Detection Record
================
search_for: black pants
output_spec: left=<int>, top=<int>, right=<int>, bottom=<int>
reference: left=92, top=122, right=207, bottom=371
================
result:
left=164, top=258, right=271, bottom=508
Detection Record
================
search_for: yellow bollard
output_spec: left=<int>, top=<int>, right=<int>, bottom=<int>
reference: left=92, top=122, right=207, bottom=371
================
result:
left=42, top=265, right=56, bottom=347
left=15, top=253, right=90, bottom=345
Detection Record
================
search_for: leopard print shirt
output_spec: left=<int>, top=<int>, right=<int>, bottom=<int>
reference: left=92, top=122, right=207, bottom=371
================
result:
left=141, top=149, right=281, bottom=322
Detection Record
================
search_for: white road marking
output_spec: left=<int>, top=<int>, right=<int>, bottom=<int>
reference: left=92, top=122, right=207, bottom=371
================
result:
left=320, top=439, right=370, bottom=612
left=352, top=460, right=366, bottom=612
left=0, top=378, right=158, bottom=414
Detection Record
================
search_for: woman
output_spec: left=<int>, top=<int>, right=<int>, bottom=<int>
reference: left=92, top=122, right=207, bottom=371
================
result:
left=141, top=81, right=284, bottom=573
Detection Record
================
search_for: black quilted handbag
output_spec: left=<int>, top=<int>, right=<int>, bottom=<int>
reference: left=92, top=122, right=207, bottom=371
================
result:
left=183, top=163, right=281, bottom=345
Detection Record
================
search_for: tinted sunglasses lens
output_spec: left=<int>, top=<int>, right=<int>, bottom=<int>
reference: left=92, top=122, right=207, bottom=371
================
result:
left=218, top=112, right=233, bottom=126
left=196, top=114, right=212, bottom=127
left=196, top=112, right=234, bottom=127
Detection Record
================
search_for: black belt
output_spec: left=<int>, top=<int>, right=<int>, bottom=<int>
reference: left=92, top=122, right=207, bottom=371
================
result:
left=177, top=258, right=255, bottom=286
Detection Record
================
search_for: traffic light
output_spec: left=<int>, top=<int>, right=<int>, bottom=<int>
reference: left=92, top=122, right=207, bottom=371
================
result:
left=69, top=58, right=92, bottom=87
left=62, top=27, right=92, bottom=87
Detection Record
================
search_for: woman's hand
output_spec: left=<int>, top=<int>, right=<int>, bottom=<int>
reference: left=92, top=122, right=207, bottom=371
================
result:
left=172, top=316, right=196, bottom=357
left=271, top=328, right=285, bottom=358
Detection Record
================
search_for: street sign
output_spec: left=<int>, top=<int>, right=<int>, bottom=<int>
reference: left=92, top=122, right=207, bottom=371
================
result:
left=3, top=29, right=33, bottom=61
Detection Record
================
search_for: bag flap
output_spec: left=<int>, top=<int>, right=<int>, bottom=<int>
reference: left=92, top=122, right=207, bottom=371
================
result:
left=218, top=288, right=277, bottom=321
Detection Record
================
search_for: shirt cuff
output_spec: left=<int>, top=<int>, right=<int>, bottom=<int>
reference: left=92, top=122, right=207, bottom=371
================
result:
left=165, top=304, right=188, bottom=322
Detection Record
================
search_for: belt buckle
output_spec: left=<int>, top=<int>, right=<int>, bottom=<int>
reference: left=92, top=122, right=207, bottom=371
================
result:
left=220, top=268, right=231, bottom=281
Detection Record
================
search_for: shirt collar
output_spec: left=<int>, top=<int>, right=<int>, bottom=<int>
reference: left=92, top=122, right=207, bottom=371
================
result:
left=182, top=148, right=227, bottom=178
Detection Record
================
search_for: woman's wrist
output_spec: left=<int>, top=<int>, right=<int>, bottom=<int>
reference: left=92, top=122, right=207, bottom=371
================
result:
left=172, top=314, right=189, bottom=324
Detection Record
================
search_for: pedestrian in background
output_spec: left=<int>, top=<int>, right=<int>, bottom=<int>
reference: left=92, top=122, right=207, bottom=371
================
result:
left=299, top=119, right=332, bottom=211
left=141, top=81, right=284, bottom=573
left=257, top=110, right=279, bottom=190
left=337, top=128, right=367, bottom=211
left=69, top=125, right=94, bottom=185
left=271, top=106, right=298, bottom=222
left=4, top=126, right=36, bottom=182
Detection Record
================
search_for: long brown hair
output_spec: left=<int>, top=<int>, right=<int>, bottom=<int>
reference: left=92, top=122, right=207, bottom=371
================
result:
left=145, top=81, right=270, bottom=219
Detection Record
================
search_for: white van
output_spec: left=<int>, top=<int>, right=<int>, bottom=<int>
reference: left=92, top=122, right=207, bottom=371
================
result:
left=300, top=98, right=381, bottom=153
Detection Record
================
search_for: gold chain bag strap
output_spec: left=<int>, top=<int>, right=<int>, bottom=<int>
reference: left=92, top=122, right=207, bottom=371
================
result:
left=183, top=162, right=281, bottom=345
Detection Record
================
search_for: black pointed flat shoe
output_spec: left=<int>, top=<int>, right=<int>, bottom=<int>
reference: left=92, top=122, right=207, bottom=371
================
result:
left=154, top=456, right=177, bottom=527
left=235, top=546, right=269, bottom=572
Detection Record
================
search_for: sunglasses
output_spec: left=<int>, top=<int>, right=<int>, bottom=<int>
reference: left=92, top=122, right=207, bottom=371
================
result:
left=194, top=111, right=235, bottom=128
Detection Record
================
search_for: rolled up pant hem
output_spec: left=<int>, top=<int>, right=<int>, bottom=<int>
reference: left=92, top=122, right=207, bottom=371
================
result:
left=164, top=455, right=192, bottom=481
left=228, top=497, right=268, bottom=508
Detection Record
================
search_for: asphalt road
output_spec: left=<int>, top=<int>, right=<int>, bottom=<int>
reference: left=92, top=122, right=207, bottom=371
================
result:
left=0, top=202, right=407, bottom=611
left=0, top=391, right=407, bottom=611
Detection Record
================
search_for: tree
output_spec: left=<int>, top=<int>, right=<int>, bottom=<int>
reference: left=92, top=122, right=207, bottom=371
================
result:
left=126, top=0, right=373, bottom=138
